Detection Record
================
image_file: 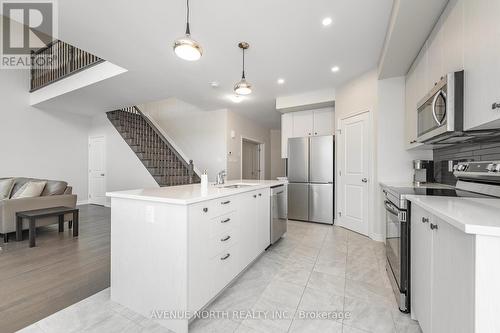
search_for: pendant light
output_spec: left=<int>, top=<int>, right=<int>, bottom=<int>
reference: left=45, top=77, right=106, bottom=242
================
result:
left=234, top=42, right=252, bottom=95
left=173, top=0, right=203, bottom=61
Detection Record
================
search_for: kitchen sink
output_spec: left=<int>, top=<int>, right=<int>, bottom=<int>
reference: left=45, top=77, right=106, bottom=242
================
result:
left=221, top=184, right=253, bottom=189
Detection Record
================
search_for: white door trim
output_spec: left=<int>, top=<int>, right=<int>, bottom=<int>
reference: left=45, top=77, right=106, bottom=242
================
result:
left=336, top=110, right=376, bottom=239
left=88, top=135, right=107, bottom=206
left=240, top=136, right=265, bottom=180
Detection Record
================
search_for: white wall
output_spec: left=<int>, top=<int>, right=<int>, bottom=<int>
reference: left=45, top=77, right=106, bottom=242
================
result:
left=89, top=113, right=158, bottom=205
left=0, top=69, right=90, bottom=202
left=142, top=99, right=227, bottom=182
left=376, top=77, right=432, bottom=239
left=336, top=70, right=432, bottom=241
left=335, top=69, right=380, bottom=239
left=270, top=129, right=286, bottom=179
left=226, top=111, right=272, bottom=180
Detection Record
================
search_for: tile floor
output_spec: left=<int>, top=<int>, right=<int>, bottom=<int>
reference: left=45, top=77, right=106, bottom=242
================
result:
left=18, top=221, right=421, bottom=333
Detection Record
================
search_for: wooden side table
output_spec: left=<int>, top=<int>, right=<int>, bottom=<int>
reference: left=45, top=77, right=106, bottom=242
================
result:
left=16, top=206, right=79, bottom=247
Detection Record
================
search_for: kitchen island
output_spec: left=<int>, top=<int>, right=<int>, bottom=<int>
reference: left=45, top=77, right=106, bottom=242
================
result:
left=106, top=180, right=286, bottom=333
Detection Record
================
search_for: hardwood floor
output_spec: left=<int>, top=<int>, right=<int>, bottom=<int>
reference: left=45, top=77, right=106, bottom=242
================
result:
left=0, top=204, right=110, bottom=333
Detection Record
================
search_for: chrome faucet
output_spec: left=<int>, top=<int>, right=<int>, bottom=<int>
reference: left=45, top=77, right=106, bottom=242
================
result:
left=216, top=170, right=227, bottom=185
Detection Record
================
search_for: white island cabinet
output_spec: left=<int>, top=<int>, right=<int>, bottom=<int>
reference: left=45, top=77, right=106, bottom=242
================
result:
left=408, top=196, right=500, bottom=333
left=107, top=180, right=282, bottom=333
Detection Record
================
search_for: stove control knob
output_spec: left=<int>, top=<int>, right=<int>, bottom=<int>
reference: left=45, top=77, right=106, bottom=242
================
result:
left=487, top=163, right=496, bottom=172
left=456, top=164, right=467, bottom=171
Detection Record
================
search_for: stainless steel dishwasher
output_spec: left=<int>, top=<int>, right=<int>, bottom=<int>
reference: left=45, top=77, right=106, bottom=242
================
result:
left=271, top=184, right=288, bottom=244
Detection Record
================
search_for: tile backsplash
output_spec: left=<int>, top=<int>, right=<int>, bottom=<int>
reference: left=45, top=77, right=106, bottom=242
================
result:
left=433, top=141, right=500, bottom=185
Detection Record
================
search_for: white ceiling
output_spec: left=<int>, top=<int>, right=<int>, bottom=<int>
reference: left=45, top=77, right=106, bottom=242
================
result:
left=39, top=0, right=394, bottom=128
left=378, top=0, right=449, bottom=79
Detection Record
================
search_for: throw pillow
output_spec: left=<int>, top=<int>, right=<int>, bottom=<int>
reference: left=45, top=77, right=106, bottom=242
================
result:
left=0, top=178, right=15, bottom=200
left=11, top=181, right=47, bottom=199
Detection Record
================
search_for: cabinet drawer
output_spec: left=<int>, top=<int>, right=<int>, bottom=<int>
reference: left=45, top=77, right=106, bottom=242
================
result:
left=209, top=229, right=237, bottom=258
left=211, top=244, right=239, bottom=295
left=210, top=212, right=237, bottom=237
left=213, top=196, right=237, bottom=217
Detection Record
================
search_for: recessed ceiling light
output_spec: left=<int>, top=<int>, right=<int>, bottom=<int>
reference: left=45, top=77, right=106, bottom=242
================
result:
left=322, top=17, right=332, bottom=26
left=229, top=94, right=244, bottom=103
left=331, top=66, right=340, bottom=73
left=277, top=78, right=285, bottom=85
left=209, top=81, right=219, bottom=88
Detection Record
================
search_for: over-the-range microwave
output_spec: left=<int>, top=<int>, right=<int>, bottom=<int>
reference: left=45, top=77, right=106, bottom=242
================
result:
left=416, top=71, right=500, bottom=144
left=416, top=71, right=464, bottom=144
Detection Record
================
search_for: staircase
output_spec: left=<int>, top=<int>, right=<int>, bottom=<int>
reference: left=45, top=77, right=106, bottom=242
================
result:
left=107, top=106, right=200, bottom=186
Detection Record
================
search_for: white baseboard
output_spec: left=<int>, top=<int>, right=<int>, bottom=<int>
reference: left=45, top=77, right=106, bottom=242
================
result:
left=77, top=200, right=89, bottom=205
left=370, top=232, right=385, bottom=242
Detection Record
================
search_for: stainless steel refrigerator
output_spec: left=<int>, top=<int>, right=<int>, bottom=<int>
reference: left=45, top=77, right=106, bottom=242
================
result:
left=287, top=136, right=334, bottom=224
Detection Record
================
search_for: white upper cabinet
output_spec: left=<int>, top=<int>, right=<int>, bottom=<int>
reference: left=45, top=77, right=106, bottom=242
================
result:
left=442, top=0, right=464, bottom=74
left=281, top=113, right=293, bottom=158
left=281, top=108, right=334, bottom=158
left=292, top=110, right=314, bottom=137
left=414, top=44, right=429, bottom=104
left=405, top=65, right=418, bottom=148
left=404, top=0, right=500, bottom=146
left=427, top=17, right=444, bottom=91
left=463, top=0, right=500, bottom=130
left=313, top=108, right=334, bottom=136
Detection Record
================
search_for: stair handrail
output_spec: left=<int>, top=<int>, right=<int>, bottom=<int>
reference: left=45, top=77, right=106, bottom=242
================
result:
left=122, top=106, right=201, bottom=181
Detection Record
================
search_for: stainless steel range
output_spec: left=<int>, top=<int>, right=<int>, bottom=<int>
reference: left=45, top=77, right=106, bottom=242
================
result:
left=383, top=161, right=500, bottom=313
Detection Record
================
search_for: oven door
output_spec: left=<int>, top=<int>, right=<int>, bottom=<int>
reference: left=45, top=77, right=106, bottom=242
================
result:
left=385, top=199, right=409, bottom=312
left=385, top=200, right=402, bottom=287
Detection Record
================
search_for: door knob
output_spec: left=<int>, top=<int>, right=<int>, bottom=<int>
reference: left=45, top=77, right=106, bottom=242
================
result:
left=100, top=173, right=105, bottom=176
left=361, top=178, right=368, bottom=183
left=492, top=102, right=500, bottom=110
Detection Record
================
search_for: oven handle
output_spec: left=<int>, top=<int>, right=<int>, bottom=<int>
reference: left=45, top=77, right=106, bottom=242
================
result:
left=432, top=89, right=447, bottom=126
left=384, top=200, right=400, bottom=217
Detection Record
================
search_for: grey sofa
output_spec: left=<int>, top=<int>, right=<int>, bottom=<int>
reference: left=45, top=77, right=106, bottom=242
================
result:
left=0, top=178, right=77, bottom=242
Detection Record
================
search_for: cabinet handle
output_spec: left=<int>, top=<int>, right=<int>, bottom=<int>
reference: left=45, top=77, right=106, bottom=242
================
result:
left=314, top=132, right=318, bottom=135
left=221, top=218, right=231, bottom=224
left=410, top=140, right=417, bottom=144
left=430, top=223, right=438, bottom=230
left=492, top=103, right=500, bottom=110
left=220, top=253, right=231, bottom=260
left=258, top=193, right=262, bottom=196
left=308, top=133, right=311, bottom=136
left=253, top=195, right=257, bottom=198
left=221, top=200, right=231, bottom=205
left=203, top=208, right=208, bottom=213
left=422, top=217, right=429, bottom=223
left=221, top=235, right=231, bottom=242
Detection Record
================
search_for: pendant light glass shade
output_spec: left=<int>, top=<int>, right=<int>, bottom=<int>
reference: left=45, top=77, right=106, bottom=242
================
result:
left=173, top=0, right=202, bottom=61
left=174, top=35, right=202, bottom=61
left=234, top=78, right=252, bottom=95
left=234, top=42, right=252, bottom=95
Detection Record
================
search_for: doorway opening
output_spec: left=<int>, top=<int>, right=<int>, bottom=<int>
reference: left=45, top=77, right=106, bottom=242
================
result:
left=241, top=138, right=264, bottom=180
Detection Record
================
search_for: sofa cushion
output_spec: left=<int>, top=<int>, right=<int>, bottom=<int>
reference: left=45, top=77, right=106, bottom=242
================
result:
left=0, top=178, right=15, bottom=199
left=41, top=180, right=68, bottom=196
left=11, top=178, right=34, bottom=196
left=11, top=181, right=47, bottom=199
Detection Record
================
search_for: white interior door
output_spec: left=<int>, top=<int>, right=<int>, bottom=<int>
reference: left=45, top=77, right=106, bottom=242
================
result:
left=242, top=140, right=261, bottom=180
left=89, top=136, right=106, bottom=206
left=337, top=112, right=371, bottom=235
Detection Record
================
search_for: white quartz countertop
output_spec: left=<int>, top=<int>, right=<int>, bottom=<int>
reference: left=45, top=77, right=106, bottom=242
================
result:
left=380, top=182, right=455, bottom=189
left=406, top=195, right=500, bottom=236
left=106, top=179, right=287, bottom=205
